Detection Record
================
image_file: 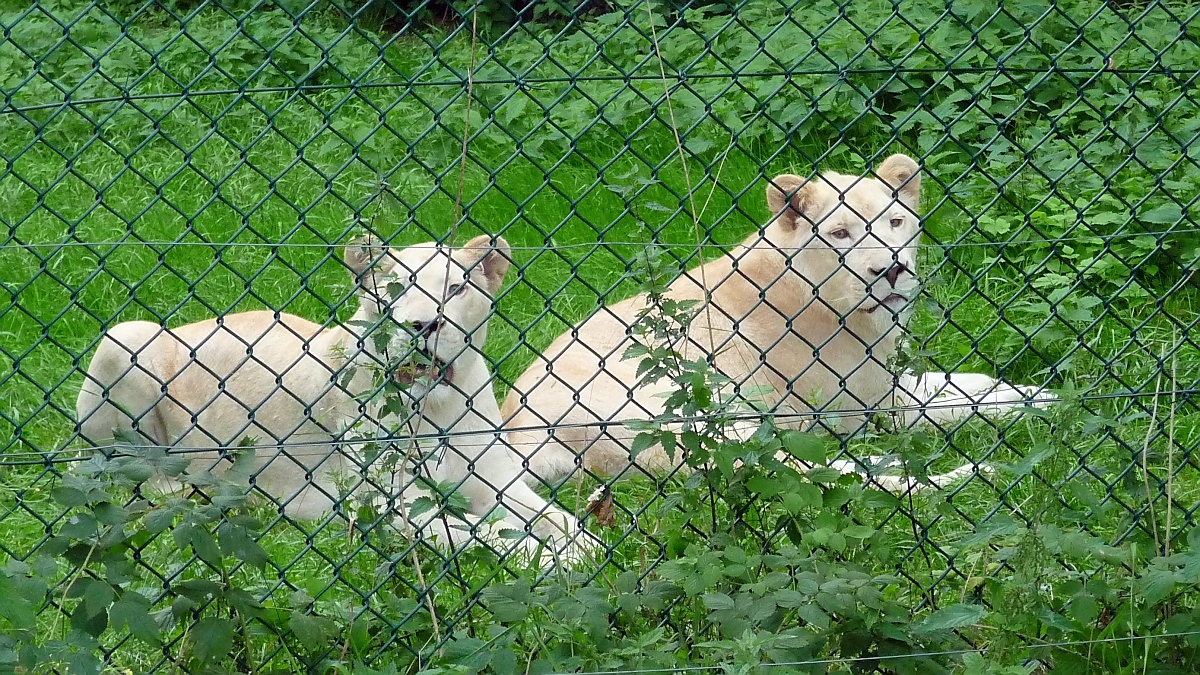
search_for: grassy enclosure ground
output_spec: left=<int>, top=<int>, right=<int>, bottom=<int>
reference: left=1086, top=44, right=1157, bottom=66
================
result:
left=1, top=0, right=1200, bottom=671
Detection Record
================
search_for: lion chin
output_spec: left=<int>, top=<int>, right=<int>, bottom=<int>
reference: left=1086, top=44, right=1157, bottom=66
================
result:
left=393, top=354, right=454, bottom=388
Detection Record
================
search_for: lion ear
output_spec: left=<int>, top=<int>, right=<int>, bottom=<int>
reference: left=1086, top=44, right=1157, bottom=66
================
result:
left=458, top=234, right=512, bottom=295
left=765, top=174, right=818, bottom=231
left=876, top=154, right=921, bottom=209
left=344, top=236, right=389, bottom=286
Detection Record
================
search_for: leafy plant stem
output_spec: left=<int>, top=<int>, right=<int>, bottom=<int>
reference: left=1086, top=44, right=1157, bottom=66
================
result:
left=643, top=0, right=716, bottom=363
left=1166, top=325, right=1177, bottom=558
left=340, top=602, right=355, bottom=663
left=1139, top=352, right=1163, bottom=553
left=51, top=540, right=97, bottom=640
left=452, top=1, right=480, bottom=224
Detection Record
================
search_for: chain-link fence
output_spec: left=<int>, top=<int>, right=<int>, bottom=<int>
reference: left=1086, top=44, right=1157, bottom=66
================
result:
left=1, top=0, right=1199, bottom=671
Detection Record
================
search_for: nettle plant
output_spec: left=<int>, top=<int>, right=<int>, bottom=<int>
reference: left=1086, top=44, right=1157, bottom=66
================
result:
left=0, top=436, right=338, bottom=674
left=1, top=269, right=1197, bottom=675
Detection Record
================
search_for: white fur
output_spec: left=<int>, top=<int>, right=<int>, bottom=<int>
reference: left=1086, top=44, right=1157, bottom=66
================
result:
left=76, top=236, right=595, bottom=565
left=503, top=155, right=1056, bottom=493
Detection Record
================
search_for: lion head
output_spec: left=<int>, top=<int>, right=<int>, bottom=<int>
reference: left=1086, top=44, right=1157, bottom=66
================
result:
left=344, top=234, right=511, bottom=398
left=765, top=153, right=922, bottom=323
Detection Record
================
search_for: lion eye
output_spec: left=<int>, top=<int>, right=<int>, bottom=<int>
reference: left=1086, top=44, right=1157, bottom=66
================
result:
left=890, top=216, right=903, bottom=228
left=830, top=229, right=851, bottom=240
left=447, top=283, right=466, bottom=297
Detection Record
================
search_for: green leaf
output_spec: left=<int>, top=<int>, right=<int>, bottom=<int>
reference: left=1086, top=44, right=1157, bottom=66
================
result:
left=747, top=596, right=777, bottom=622
left=630, top=432, right=657, bottom=459
left=53, top=486, right=89, bottom=509
left=702, top=592, right=734, bottom=610
left=796, top=604, right=830, bottom=629
left=81, top=580, right=115, bottom=618
left=842, top=525, right=875, bottom=539
left=290, top=611, right=331, bottom=648
left=1066, top=593, right=1098, bottom=625
left=959, top=514, right=1024, bottom=548
left=1138, top=569, right=1177, bottom=606
left=156, top=455, right=191, bottom=477
left=623, top=343, right=649, bottom=361
left=289, top=590, right=315, bottom=609
left=1139, top=204, right=1182, bottom=225
left=490, top=646, right=517, bottom=675
left=642, top=581, right=681, bottom=611
left=774, top=589, right=807, bottom=608
left=714, top=448, right=735, bottom=477
left=407, top=496, right=435, bottom=520
left=174, top=523, right=223, bottom=565
left=444, top=636, right=491, bottom=673
left=914, top=603, right=988, bottom=633
left=805, top=466, right=842, bottom=484
left=0, top=575, right=36, bottom=629
left=684, top=136, right=714, bottom=156
left=782, top=483, right=822, bottom=514
left=481, top=580, right=531, bottom=623
left=747, top=475, right=779, bottom=497
left=780, top=430, right=826, bottom=464
left=173, top=579, right=221, bottom=603
left=660, top=431, right=677, bottom=461
left=190, top=617, right=236, bottom=663
left=70, top=600, right=108, bottom=637
left=144, top=505, right=180, bottom=534
left=349, top=614, right=371, bottom=656
left=171, top=596, right=196, bottom=619
left=110, top=596, right=161, bottom=644
left=224, top=588, right=264, bottom=619
left=114, top=461, right=155, bottom=483
left=615, top=571, right=639, bottom=595
left=218, top=522, right=269, bottom=569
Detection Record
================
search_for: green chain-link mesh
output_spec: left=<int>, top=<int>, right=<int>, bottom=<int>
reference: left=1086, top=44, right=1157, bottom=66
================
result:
left=0, top=0, right=1197, bottom=670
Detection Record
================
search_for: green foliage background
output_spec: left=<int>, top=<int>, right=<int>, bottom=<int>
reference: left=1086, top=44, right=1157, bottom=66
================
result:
left=0, top=0, right=1199, bottom=672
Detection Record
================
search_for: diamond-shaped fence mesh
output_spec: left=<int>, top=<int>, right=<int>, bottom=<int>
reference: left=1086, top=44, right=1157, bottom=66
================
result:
left=1, top=0, right=1199, bottom=671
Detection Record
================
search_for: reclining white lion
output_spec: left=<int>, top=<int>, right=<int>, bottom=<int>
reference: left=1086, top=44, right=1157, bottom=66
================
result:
left=76, top=235, right=590, bottom=562
left=502, top=154, right=1055, bottom=491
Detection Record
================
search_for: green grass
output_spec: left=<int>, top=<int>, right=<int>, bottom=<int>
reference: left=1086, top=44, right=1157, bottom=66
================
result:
left=2, top=0, right=1200, bottom=671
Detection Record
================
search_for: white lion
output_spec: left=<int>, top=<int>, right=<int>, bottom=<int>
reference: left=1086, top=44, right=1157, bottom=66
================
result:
left=502, top=154, right=1054, bottom=491
left=76, top=235, right=590, bottom=561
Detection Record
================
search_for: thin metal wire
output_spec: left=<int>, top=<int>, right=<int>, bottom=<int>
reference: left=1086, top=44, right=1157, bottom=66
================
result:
left=1, top=65, right=1189, bottom=114
left=2, top=227, right=1194, bottom=253
left=8, top=389, right=1192, bottom=467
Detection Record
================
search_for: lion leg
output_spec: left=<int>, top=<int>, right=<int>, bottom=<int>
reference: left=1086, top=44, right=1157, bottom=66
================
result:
left=897, top=371, right=1055, bottom=426
left=507, top=427, right=585, bottom=486
left=464, top=436, right=602, bottom=563
left=828, top=457, right=993, bottom=494
left=392, top=477, right=577, bottom=569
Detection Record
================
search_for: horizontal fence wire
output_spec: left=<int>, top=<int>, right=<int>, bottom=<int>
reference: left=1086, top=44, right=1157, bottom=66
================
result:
left=3, top=229, right=1199, bottom=251
left=0, top=391, right=1185, bottom=467
left=4, top=65, right=1196, bottom=113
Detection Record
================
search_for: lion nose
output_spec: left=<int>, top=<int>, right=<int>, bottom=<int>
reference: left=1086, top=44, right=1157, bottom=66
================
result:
left=406, top=318, right=442, bottom=337
left=869, top=264, right=908, bottom=287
